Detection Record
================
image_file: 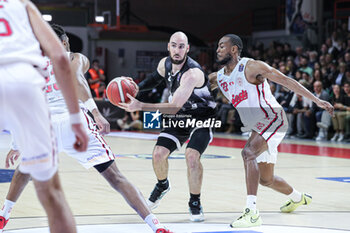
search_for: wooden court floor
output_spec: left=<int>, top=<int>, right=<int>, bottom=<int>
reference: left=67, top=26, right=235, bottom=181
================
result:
left=0, top=132, right=350, bottom=232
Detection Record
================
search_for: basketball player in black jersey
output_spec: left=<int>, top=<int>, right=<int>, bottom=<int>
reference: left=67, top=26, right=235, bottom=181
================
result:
left=119, top=31, right=216, bottom=222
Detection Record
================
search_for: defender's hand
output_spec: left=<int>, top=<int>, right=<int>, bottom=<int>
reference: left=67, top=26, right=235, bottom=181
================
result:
left=5, top=149, right=20, bottom=168
left=317, top=100, right=334, bottom=116
left=71, top=123, right=89, bottom=152
left=94, top=113, right=110, bottom=135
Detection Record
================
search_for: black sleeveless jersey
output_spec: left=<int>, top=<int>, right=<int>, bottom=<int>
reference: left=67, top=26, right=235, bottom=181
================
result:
left=164, top=56, right=216, bottom=118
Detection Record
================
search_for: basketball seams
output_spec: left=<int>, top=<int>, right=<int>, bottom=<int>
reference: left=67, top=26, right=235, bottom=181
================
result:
left=106, top=77, right=137, bottom=106
left=116, top=78, right=125, bottom=103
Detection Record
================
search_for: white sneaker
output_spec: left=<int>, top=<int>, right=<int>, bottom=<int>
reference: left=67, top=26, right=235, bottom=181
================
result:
left=337, top=133, right=344, bottom=142
left=316, top=130, right=325, bottom=141
left=331, top=133, right=339, bottom=141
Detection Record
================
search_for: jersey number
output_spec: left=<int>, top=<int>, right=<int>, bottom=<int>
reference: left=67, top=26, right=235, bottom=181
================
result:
left=0, top=18, right=12, bottom=37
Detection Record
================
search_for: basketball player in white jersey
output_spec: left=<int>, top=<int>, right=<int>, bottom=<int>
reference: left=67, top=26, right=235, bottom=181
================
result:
left=210, top=34, right=333, bottom=228
left=0, top=1, right=89, bottom=233
left=1, top=24, right=172, bottom=233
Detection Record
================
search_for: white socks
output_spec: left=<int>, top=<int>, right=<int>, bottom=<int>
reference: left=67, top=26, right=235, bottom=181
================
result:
left=288, top=188, right=302, bottom=202
left=0, top=199, right=15, bottom=220
left=246, top=195, right=257, bottom=211
left=144, top=214, right=162, bottom=232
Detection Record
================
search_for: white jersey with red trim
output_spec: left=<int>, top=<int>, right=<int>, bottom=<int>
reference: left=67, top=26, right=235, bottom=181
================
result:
left=44, top=53, right=84, bottom=114
left=217, top=57, right=285, bottom=135
left=0, top=0, right=46, bottom=70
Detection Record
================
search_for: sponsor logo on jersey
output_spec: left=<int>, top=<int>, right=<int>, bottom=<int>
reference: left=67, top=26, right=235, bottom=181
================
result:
left=239, top=63, right=244, bottom=72
left=255, top=122, right=265, bottom=130
left=232, top=90, right=248, bottom=107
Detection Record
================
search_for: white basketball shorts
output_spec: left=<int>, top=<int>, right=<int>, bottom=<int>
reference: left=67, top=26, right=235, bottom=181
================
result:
left=51, top=108, right=114, bottom=169
left=252, top=110, right=288, bottom=164
left=0, top=63, right=58, bottom=181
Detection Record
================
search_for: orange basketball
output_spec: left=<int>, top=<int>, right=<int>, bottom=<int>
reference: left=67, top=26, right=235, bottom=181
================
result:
left=106, top=77, right=138, bottom=106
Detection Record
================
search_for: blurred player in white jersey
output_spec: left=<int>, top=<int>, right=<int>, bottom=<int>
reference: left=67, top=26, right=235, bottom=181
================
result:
left=211, top=34, right=333, bottom=228
left=0, top=1, right=88, bottom=233
left=0, top=24, right=172, bottom=233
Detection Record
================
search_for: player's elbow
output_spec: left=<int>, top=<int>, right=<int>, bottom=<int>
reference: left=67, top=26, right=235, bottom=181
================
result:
left=50, top=52, right=70, bottom=67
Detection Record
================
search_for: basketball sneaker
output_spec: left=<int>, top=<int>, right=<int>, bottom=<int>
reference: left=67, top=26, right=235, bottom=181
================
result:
left=280, top=193, right=312, bottom=213
left=147, top=183, right=171, bottom=210
left=230, top=208, right=262, bottom=228
left=0, top=216, right=9, bottom=233
left=156, top=228, right=173, bottom=233
left=189, top=200, right=204, bottom=222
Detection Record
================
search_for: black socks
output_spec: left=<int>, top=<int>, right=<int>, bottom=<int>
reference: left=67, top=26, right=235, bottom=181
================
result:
left=156, top=178, right=169, bottom=191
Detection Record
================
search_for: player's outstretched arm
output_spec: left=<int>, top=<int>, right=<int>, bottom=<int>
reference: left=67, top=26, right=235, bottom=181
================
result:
left=246, top=60, right=334, bottom=116
left=71, top=53, right=110, bottom=135
left=24, top=0, right=88, bottom=151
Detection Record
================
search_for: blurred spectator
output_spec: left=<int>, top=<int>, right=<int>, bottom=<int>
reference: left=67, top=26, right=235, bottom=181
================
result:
left=283, top=43, right=296, bottom=60
left=294, top=46, right=303, bottom=66
left=117, top=111, right=142, bottom=131
left=330, top=83, right=350, bottom=141
left=286, top=57, right=297, bottom=77
left=87, top=59, right=106, bottom=98
left=304, top=81, right=330, bottom=139
left=294, top=70, right=302, bottom=81
left=320, top=43, right=329, bottom=56
left=308, top=51, right=318, bottom=69
left=286, top=80, right=312, bottom=138
left=326, top=60, right=338, bottom=86
left=344, top=52, right=350, bottom=69
left=298, top=55, right=313, bottom=77
left=334, top=62, right=347, bottom=86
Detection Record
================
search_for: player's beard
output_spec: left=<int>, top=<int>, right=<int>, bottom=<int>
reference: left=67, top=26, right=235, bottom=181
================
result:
left=170, top=52, right=187, bottom=65
left=216, top=53, right=232, bottom=65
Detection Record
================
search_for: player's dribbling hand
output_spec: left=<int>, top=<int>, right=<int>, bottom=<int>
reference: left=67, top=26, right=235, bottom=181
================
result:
left=94, top=113, right=110, bottom=135
left=71, top=123, right=89, bottom=152
left=317, top=99, right=334, bottom=116
left=118, top=94, right=142, bottom=112
left=5, top=149, right=20, bottom=168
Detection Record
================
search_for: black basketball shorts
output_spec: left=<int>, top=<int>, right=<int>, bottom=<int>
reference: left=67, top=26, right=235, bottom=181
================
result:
left=156, top=127, right=213, bottom=155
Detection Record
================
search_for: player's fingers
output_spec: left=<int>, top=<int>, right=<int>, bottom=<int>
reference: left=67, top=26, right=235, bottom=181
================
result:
left=10, top=156, right=14, bottom=166
left=74, top=138, right=85, bottom=152
left=118, top=103, right=127, bottom=109
left=105, top=123, right=110, bottom=134
left=15, top=153, right=20, bottom=161
left=5, top=159, right=9, bottom=168
left=126, top=93, right=134, bottom=100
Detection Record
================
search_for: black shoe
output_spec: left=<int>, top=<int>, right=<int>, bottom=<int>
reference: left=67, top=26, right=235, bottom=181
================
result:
left=189, top=200, right=204, bottom=222
left=146, top=183, right=171, bottom=210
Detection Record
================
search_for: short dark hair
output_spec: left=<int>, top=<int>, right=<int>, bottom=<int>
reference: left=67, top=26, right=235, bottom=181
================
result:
left=51, top=24, right=67, bottom=41
left=224, top=34, right=243, bottom=54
